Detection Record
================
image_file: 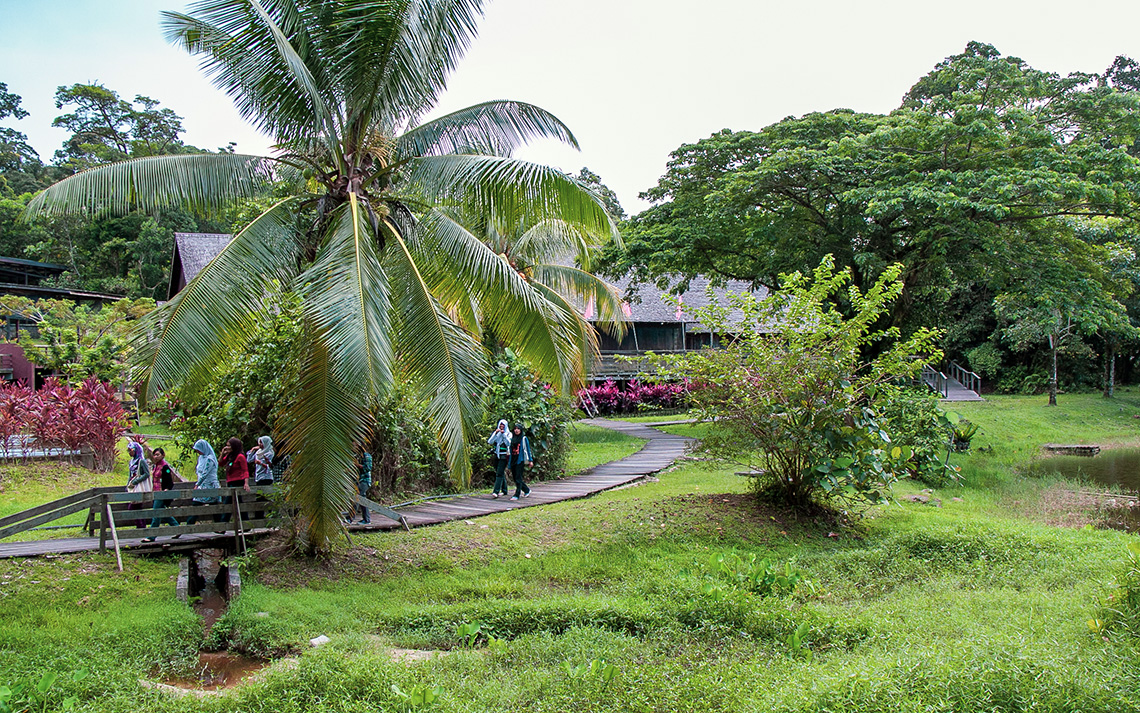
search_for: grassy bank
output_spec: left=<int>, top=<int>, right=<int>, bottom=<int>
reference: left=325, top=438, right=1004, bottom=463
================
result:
left=0, top=397, right=1138, bottom=712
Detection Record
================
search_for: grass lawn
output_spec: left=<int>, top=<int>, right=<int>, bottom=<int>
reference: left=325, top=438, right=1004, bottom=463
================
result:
left=566, top=422, right=646, bottom=473
left=0, top=395, right=1138, bottom=712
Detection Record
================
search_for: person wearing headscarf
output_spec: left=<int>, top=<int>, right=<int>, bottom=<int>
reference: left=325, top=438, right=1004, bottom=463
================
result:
left=125, top=441, right=151, bottom=528
left=248, top=435, right=276, bottom=521
left=143, top=447, right=180, bottom=540
left=508, top=423, right=533, bottom=501
left=219, top=437, right=249, bottom=523
left=250, top=435, right=275, bottom=486
left=487, top=419, right=511, bottom=498
left=185, top=439, right=221, bottom=525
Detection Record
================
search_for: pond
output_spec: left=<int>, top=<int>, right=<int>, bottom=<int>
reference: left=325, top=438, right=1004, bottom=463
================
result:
left=1029, top=448, right=1140, bottom=492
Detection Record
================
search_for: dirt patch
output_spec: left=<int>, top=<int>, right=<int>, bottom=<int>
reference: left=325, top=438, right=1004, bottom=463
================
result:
left=1006, top=483, right=1140, bottom=531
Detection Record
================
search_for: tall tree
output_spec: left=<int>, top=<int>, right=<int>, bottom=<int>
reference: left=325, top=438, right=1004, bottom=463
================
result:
left=606, top=43, right=1140, bottom=334
left=28, top=0, right=618, bottom=549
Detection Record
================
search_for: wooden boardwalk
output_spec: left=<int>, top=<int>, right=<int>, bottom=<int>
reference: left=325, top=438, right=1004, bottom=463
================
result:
left=0, top=420, right=692, bottom=558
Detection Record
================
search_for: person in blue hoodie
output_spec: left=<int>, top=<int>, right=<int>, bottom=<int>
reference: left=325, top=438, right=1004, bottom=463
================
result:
left=508, top=422, right=532, bottom=501
left=487, top=419, right=511, bottom=498
left=185, top=439, right=221, bottom=525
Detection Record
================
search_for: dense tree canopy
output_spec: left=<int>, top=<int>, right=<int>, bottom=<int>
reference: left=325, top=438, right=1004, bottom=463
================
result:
left=607, top=43, right=1140, bottom=334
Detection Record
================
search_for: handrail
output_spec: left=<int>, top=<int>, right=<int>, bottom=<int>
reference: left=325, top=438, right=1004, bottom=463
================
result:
left=921, top=365, right=948, bottom=398
left=947, top=361, right=981, bottom=395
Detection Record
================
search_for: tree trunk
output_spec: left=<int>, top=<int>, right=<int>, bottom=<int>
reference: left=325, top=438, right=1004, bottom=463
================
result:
left=1104, top=344, right=1116, bottom=399
left=1048, top=334, right=1057, bottom=406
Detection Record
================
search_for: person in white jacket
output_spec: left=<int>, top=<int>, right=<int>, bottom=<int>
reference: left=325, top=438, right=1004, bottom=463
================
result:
left=487, top=419, right=511, bottom=498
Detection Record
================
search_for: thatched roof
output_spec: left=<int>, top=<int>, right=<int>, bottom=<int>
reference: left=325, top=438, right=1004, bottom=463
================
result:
left=167, top=233, right=232, bottom=299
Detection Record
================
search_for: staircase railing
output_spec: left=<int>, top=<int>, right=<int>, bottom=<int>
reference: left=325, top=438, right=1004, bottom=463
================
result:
left=947, top=361, right=981, bottom=395
left=921, top=364, right=948, bottom=398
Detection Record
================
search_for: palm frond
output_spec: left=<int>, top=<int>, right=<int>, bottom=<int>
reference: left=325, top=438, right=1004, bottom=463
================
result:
left=162, top=2, right=342, bottom=155
left=533, top=263, right=629, bottom=339
left=414, top=209, right=586, bottom=392
left=513, top=218, right=607, bottom=270
left=278, top=336, right=364, bottom=548
left=394, top=155, right=619, bottom=243
left=530, top=281, right=600, bottom=391
left=384, top=218, right=486, bottom=488
left=25, top=153, right=274, bottom=217
left=398, top=100, right=579, bottom=159
left=336, top=0, right=487, bottom=129
left=297, top=193, right=394, bottom=399
left=134, top=198, right=302, bottom=401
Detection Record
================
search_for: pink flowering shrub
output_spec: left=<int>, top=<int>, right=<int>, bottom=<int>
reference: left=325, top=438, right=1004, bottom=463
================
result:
left=576, top=379, right=686, bottom=415
left=0, top=378, right=130, bottom=471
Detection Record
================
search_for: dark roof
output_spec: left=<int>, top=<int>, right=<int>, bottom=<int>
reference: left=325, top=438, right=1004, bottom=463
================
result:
left=0, top=256, right=68, bottom=272
left=174, top=233, right=232, bottom=283
left=168, top=232, right=232, bottom=299
left=592, top=275, right=762, bottom=331
left=0, top=282, right=123, bottom=302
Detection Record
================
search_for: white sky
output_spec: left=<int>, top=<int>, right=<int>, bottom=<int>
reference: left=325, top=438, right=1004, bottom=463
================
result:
left=3, top=0, right=1140, bottom=213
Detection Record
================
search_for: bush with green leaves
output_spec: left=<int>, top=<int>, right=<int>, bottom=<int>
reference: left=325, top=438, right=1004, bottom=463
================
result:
left=1097, top=541, right=1140, bottom=637
left=364, top=388, right=449, bottom=496
left=875, top=385, right=961, bottom=485
left=166, top=291, right=302, bottom=455
left=472, top=349, right=573, bottom=483
left=648, top=256, right=947, bottom=510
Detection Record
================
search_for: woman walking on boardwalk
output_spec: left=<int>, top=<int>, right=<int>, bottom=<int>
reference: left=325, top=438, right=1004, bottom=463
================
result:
left=219, top=437, right=249, bottom=523
left=487, top=419, right=511, bottom=498
left=508, top=423, right=533, bottom=501
left=185, top=440, right=221, bottom=525
left=125, top=441, right=151, bottom=528
left=143, top=447, right=180, bottom=540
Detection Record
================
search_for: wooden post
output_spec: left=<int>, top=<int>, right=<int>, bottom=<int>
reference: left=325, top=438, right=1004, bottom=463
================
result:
left=98, top=494, right=108, bottom=553
left=231, top=490, right=247, bottom=554
left=104, top=502, right=122, bottom=572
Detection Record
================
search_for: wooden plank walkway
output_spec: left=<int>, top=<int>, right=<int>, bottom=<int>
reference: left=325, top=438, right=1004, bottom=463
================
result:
left=0, top=420, right=692, bottom=558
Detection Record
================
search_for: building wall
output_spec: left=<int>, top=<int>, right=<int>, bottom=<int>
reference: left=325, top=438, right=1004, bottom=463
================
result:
left=0, top=343, right=37, bottom=388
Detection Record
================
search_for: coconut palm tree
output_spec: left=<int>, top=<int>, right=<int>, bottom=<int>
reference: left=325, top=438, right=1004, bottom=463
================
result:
left=429, top=203, right=630, bottom=360
left=27, top=0, right=619, bottom=548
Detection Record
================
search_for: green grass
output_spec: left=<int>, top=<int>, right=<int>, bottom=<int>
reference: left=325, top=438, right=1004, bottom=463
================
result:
left=1, top=399, right=1139, bottom=711
left=566, top=423, right=646, bottom=473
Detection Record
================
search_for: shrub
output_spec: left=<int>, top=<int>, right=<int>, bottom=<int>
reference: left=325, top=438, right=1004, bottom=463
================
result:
left=473, top=349, right=573, bottom=482
left=365, top=389, right=449, bottom=496
left=1099, top=541, right=1140, bottom=637
left=875, top=386, right=960, bottom=486
left=648, top=256, right=949, bottom=510
left=576, top=379, right=685, bottom=415
left=0, top=378, right=129, bottom=470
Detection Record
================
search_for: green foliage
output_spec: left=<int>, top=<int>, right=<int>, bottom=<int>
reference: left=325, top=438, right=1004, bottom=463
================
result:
left=364, top=389, right=448, bottom=496
left=561, top=657, right=618, bottom=686
left=606, top=44, right=1140, bottom=339
left=474, top=349, right=573, bottom=482
left=166, top=291, right=302, bottom=453
left=0, top=669, right=88, bottom=713
left=966, top=342, right=1004, bottom=380
left=699, top=550, right=811, bottom=600
left=1099, top=541, right=1140, bottom=637
left=0, top=296, right=155, bottom=385
left=875, top=386, right=961, bottom=485
left=649, top=256, right=947, bottom=509
left=390, top=683, right=443, bottom=710
left=455, top=621, right=482, bottom=648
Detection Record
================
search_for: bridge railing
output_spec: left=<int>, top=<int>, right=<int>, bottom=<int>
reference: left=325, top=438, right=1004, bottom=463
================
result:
left=921, top=364, right=949, bottom=398
left=0, top=484, right=407, bottom=553
left=947, top=361, right=981, bottom=395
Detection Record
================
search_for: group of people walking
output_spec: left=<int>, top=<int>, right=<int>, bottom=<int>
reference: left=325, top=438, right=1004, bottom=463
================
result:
left=487, top=420, right=533, bottom=500
left=124, top=435, right=275, bottom=539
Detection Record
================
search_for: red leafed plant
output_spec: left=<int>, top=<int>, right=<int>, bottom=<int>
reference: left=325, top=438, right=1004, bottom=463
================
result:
left=0, top=378, right=130, bottom=471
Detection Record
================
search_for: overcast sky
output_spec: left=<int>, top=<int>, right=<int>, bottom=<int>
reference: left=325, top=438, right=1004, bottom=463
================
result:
left=3, top=0, right=1140, bottom=214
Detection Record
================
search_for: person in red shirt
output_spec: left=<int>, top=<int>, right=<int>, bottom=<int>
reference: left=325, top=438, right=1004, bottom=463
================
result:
left=219, top=437, right=249, bottom=523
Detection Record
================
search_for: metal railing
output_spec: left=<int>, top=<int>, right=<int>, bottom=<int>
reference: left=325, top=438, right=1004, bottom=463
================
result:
left=948, top=361, right=981, bottom=395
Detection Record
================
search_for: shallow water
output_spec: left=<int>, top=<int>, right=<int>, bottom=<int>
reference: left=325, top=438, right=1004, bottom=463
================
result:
left=163, top=652, right=268, bottom=691
left=1030, top=448, right=1140, bottom=492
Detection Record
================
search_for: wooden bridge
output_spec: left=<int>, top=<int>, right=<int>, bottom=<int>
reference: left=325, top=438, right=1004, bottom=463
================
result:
left=922, top=362, right=983, bottom=402
left=0, top=420, right=693, bottom=561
